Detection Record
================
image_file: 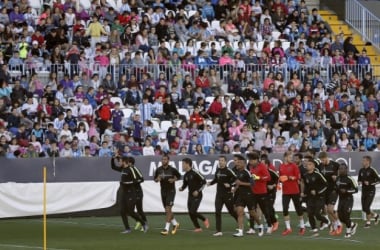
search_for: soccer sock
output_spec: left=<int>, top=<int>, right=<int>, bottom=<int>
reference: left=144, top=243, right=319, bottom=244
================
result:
left=285, top=220, right=291, bottom=229
left=165, top=222, right=170, bottom=231
left=238, top=229, right=243, bottom=234
left=171, top=218, right=178, bottom=226
left=346, top=227, right=351, bottom=234
left=299, top=219, right=305, bottom=228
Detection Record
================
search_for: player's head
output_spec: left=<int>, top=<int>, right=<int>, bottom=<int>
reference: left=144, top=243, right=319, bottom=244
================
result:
left=362, top=155, right=372, bottom=168
left=121, top=156, right=129, bottom=167
left=218, top=155, right=227, bottom=168
left=161, top=154, right=170, bottom=166
left=318, top=152, right=329, bottom=164
left=127, top=156, right=135, bottom=166
left=234, top=154, right=246, bottom=170
left=247, top=152, right=259, bottom=166
left=283, top=151, right=293, bottom=163
left=306, top=159, right=316, bottom=173
left=338, top=163, right=348, bottom=176
left=182, top=158, right=193, bottom=172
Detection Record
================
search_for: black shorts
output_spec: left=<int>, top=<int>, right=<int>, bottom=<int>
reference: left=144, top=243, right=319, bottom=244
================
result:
left=161, top=189, right=176, bottom=207
left=325, top=190, right=338, bottom=205
left=235, top=192, right=255, bottom=210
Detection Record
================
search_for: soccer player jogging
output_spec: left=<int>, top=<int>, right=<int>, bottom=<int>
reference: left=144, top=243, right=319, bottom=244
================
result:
left=336, top=163, right=358, bottom=238
left=232, top=154, right=257, bottom=237
left=154, top=155, right=181, bottom=235
left=303, top=160, right=329, bottom=237
left=248, top=153, right=276, bottom=235
left=279, top=151, right=306, bottom=236
left=207, top=155, right=238, bottom=236
left=111, top=156, right=148, bottom=233
left=179, top=158, right=209, bottom=232
left=318, top=152, right=342, bottom=235
left=128, top=157, right=148, bottom=231
left=358, top=155, right=380, bottom=228
left=261, top=154, right=280, bottom=233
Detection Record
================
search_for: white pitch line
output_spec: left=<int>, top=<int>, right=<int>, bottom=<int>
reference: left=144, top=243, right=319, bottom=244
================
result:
left=305, top=236, right=362, bottom=243
left=0, top=243, right=72, bottom=250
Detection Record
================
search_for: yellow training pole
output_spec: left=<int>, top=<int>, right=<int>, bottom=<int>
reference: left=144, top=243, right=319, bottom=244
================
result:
left=43, top=167, right=47, bottom=250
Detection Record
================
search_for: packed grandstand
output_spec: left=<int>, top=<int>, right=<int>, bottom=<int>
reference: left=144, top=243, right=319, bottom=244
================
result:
left=0, top=0, right=378, bottom=158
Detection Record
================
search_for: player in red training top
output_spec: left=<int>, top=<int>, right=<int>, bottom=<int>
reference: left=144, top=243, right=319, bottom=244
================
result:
left=279, top=151, right=305, bottom=236
left=247, top=153, right=276, bottom=235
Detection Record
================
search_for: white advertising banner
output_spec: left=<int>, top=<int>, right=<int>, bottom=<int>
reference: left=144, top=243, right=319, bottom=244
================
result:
left=1, top=179, right=379, bottom=218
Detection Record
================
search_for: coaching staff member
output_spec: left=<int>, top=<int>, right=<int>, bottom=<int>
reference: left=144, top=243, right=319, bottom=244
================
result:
left=154, top=154, right=181, bottom=235
left=179, top=157, right=209, bottom=232
left=111, top=156, right=147, bottom=233
left=207, top=155, right=238, bottom=236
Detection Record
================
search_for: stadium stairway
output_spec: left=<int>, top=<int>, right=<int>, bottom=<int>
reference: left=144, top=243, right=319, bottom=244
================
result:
left=319, top=9, right=380, bottom=79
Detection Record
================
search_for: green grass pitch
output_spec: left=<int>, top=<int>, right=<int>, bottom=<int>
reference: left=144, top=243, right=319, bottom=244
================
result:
left=0, top=212, right=379, bottom=250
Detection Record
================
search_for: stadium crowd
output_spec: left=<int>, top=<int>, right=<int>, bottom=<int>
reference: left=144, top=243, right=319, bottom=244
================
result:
left=0, top=0, right=378, bottom=158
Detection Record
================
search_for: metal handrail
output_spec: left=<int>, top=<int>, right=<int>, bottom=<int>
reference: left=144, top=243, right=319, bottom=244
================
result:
left=345, top=0, right=380, bottom=49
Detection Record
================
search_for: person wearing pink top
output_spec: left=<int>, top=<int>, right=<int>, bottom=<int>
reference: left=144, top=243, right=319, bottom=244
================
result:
left=228, top=118, right=245, bottom=141
left=219, top=51, right=234, bottom=66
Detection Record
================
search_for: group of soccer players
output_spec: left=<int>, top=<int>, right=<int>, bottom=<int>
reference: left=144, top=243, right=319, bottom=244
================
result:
left=111, top=151, right=380, bottom=238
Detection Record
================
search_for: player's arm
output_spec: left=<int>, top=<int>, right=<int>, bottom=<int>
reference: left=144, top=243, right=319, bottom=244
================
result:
left=370, top=167, right=380, bottom=185
left=259, top=164, right=271, bottom=182
left=289, top=164, right=301, bottom=181
left=347, top=176, right=359, bottom=194
left=208, top=168, right=219, bottom=186
left=316, top=172, right=328, bottom=195
left=179, top=173, right=188, bottom=191
left=227, top=167, right=237, bottom=187
left=357, top=169, right=363, bottom=185
left=133, top=166, right=144, bottom=183
left=110, top=157, right=122, bottom=172
left=153, top=168, right=161, bottom=182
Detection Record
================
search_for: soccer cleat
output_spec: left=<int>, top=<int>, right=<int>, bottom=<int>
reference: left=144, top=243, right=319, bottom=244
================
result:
left=319, top=223, right=329, bottom=231
left=161, top=229, right=169, bottom=236
left=246, top=228, right=256, bottom=235
left=258, top=226, right=264, bottom=237
left=134, top=222, right=142, bottom=231
left=142, top=224, right=149, bottom=233
left=335, top=225, right=342, bottom=235
left=310, top=228, right=318, bottom=237
left=171, top=223, right=180, bottom=235
left=364, top=223, right=371, bottom=229
left=213, top=232, right=223, bottom=236
left=344, top=233, right=352, bottom=238
left=194, top=228, right=203, bottom=233
left=299, top=227, right=306, bottom=235
left=203, top=218, right=210, bottom=229
left=233, top=231, right=244, bottom=237
left=351, top=223, right=358, bottom=236
left=374, top=214, right=379, bottom=225
left=121, top=229, right=131, bottom=234
left=272, top=222, right=279, bottom=232
left=282, top=228, right=292, bottom=236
